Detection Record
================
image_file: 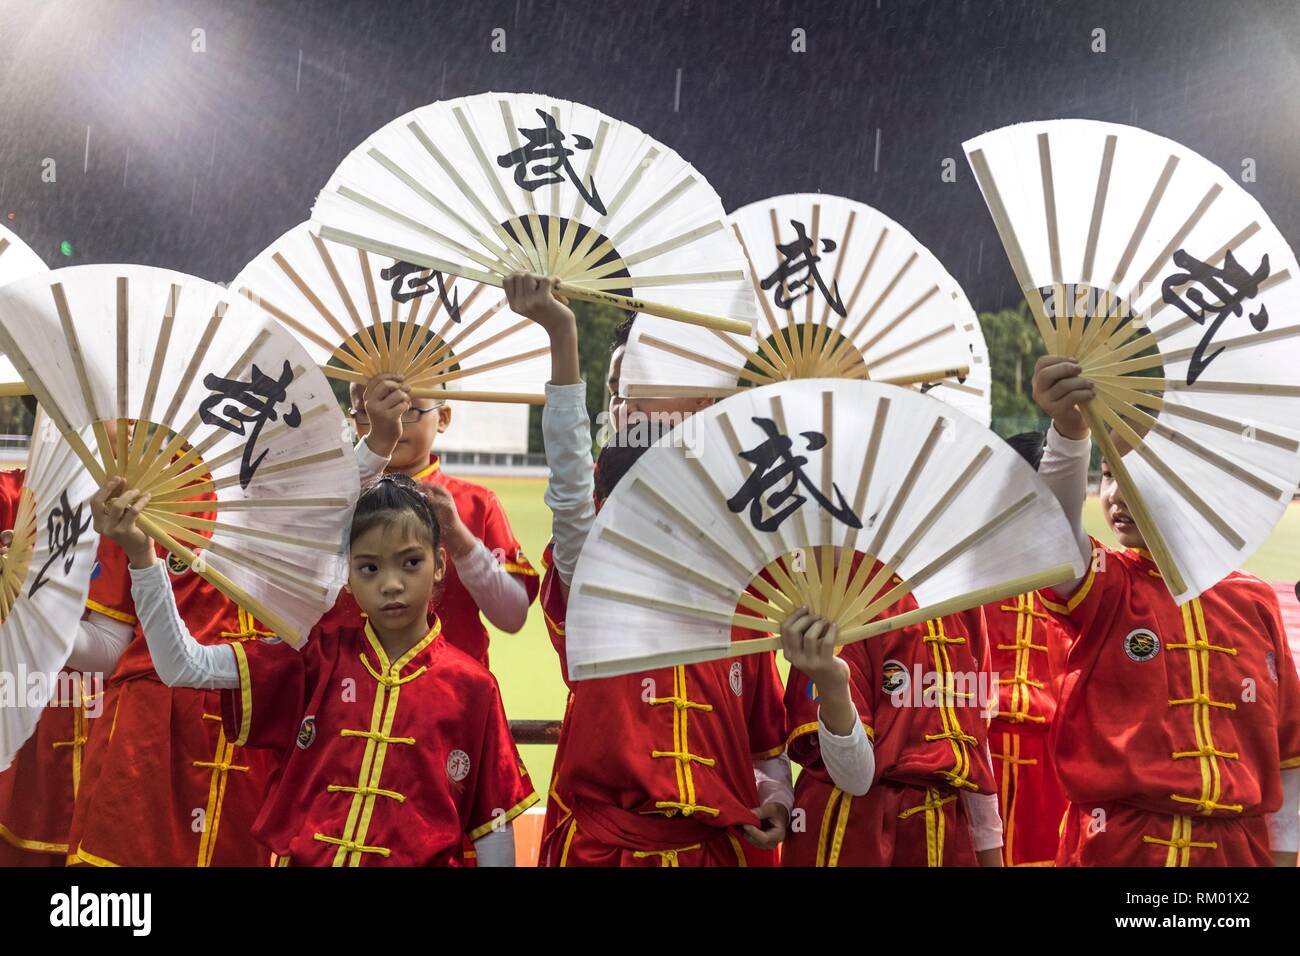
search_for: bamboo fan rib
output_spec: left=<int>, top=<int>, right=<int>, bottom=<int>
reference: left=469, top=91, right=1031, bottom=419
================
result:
left=0, top=223, right=49, bottom=396
left=0, top=412, right=100, bottom=769
left=233, top=221, right=548, bottom=405
left=564, top=379, right=1084, bottom=679
left=964, top=119, right=1300, bottom=602
left=618, top=193, right=991, bottom=424
left=0, top=265, right=361, bottom=646
left=310, top=91, right=756, bottom=337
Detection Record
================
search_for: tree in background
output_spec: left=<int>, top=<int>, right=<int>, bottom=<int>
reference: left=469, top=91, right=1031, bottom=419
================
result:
left=527, top=298, right=627, bottom=453
left=980, top=302, right=1047, bottom=436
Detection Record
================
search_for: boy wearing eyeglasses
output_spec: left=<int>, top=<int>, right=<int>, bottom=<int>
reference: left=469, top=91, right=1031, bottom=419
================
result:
left=341, top=379, right=540, bottom=668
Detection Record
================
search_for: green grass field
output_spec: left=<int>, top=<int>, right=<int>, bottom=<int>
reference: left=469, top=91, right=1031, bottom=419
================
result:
left=475, top=473, right=1300, bottom=794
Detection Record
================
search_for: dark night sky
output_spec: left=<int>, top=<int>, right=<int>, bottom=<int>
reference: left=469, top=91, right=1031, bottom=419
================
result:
left=1, top=0, right=1298, bottom=312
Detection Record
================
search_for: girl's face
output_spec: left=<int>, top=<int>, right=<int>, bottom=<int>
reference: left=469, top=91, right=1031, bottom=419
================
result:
left=348, top=515, right=445, bottom=635
left=1099, top=460, right=1145, bottom=549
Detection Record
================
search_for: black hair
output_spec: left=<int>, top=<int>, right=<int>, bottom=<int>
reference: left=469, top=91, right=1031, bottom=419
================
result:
left=593, top=441, right=650, bottom=503
left=610, top=316, right=636, bottom=354
left=349, top=473, right=442, bottom=552
left=1005, top=431, right=1046, bottom=472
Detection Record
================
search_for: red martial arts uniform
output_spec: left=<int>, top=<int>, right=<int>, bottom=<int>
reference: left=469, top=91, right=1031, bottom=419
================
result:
left=66, top=543, right=277, bottom=866
left=323, top=456, right=538, bottom=667
left=1041, top=541, right=1300, bottom=866
left=0, top=470, right=102, bottom=865
left=985, top=591, right=1072, bottom=866
left=536, top=544, right=787, bottom=867
left=783, top=569, right=996, bottom=867
left=222, top=618, right=537, bottom=866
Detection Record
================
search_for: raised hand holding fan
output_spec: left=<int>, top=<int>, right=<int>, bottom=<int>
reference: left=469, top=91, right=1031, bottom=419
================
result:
left=0, top=265, right=360, bottom=645
left=311, top=91, right=756, bottom=336
left=233, top=222, right=548, bottom=405
left=965, top=119, right=1300, bottom=601
left=618, top=193, right=991, bottom=423
left=564, top=379, right=1084, bottom=679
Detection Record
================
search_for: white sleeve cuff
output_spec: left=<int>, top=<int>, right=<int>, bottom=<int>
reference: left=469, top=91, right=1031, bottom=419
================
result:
left=451, top=541, right=530, bottom=633
left=128, top=561, right=239, bottom=689
left=355, top=438, right=389, bottom=485
left=817, top=712, right=874, bottom=796
left=68, top=612, right=134, bottom=674
left=959, top=790, right=1004, bottom=852
left=472, top=823, right=515, bottom=867
left=1267, top=766, right=1300, bottom=854
left=541, top=381, right=595, bottom=584
left=752, top=753, right=794, bottom=814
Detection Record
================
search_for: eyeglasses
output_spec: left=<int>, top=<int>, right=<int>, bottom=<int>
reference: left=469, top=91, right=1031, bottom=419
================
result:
left=350, top=404, right=443, bottom=426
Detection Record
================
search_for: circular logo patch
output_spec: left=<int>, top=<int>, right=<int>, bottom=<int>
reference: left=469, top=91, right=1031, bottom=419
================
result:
left=1124, top=628, right=1161, bottom=662
left=166, top=552, right=191, bottom=576
left=296, top=716, right=317, bottom=750
left=447, top=749, right=471, bottom=782
left=729, top=661, right=743, bottom=697
left=882, top=659, right=909, bottom=695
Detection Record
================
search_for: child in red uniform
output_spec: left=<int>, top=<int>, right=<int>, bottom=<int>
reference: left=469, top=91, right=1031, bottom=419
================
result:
left=506, top=274, right=791, bottom=867
left=984, top=433, right=1073, bottom=866
left=63, top=382, right=409, bottom=866
left=780, top=592, right=1003, bottom=867
left=334, top=381, right=539, bottom=668
left=1032, top=355, right=1300, bottom=866
left=93, top=464, right=536, bottom=866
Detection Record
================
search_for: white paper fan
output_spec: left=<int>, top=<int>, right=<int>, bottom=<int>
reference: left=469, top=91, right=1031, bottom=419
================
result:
left=233, top=221, right=548, bottom=405
left=311, top=91, right=756, bottom=336
left=0, top=223, right=49, bottom=396
left=565, top=378, right=1084, bottom=679
left=0, top=412, right=100, bottom=770
left=965, top=119, right=1300, bottom=601
left=618, top=193, right=990, bottom=423
left=0, top=265, right=361, bottom=645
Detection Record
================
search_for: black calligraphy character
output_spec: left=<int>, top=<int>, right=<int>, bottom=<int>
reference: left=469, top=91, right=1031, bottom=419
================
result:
left=200, top=360, right=302, bottom=490
left=1161, top=248, right=1270, bottom=385
left=378, top=262, right=462, bottom=323
left=495, top=109, right=606, bottom=214
left=28, top=490, right=92, bottom=597
left=726, top=417, right=861, bottom=533
left=759, top=219, right=847, bottom=317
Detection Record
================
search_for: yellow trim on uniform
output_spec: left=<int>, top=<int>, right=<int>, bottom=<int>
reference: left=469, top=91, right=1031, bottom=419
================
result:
left=193, top=719, right=250, bottom=867
left=414, top=459, right=441, bottom=481
left=502, top=561, right=539, bottom=578
left=752, top=742, right=786, bottom=760
left=646, top=666, right=720, bottom=818
left=1281, top=755, right=1300, bottom=770
left=543, top=609, right=566, bottom=636
left=69, top=843, right=119, bottom=867
left=898, top=788, right=955, bottom=866
left=466, top=791, right=541, bottom=842
left=85, top=598, right=136, bottom=625
left=558, top=816, right=578, bottom=867
left=1037, top=561, right=1097, bottom=615
left=0, top=822, right=66, bottom=854
left=1142, top=814, right=1218, bottom=866
left=815, top=788, right=843, bottom=867
left=231, top=643, right=253, bottom=747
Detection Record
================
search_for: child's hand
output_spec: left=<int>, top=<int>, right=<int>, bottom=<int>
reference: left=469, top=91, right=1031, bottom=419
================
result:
left=423, top=484, right=476, bottom=561
left=742, top=802, right=789, bottom=851
left=1032, top=355, right=1094, bottom=441
left=503, top=273, right=576, bottom=335
left=91, top=478, right=156, bottom=569
left=362, top=373, right=412, bottom=458
left=780, top=607, right=849, bottom=696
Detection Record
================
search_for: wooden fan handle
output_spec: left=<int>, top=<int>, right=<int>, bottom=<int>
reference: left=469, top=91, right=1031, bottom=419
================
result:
left=554, top=281, right=752, bottom=335
left=409, top=387, right=545, bottom=405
